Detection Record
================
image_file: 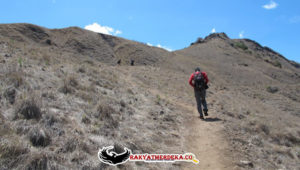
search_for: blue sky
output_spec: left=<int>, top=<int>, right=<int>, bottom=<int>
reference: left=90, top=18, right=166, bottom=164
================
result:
left=0, top=0, right=299, bottom=62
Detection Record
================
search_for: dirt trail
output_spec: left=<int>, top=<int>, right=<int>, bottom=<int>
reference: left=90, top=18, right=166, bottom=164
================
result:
left=147, top=87, right=236, bottom=170
left=178, top=101, right=235, bottom=170
left=122, top=68, right=235, bottom=169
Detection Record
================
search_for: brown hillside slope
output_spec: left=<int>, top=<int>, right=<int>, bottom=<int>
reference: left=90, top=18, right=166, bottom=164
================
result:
left=174, top=33, right=300, bottom=169
left=0, top=24, right=299, bottom=169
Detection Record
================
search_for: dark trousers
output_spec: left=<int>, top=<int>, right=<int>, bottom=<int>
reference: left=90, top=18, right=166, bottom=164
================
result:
left=194, top=89, right=208, bottom=117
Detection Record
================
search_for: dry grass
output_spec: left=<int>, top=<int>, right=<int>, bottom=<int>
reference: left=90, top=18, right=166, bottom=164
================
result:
left=76, top=90, right=93, bottom=103
left=155, top=94, right=161, bottom=105
left=90, top=102, right=120, bottom=135
left=264, top=59, right=282, bottom=68
left=271, top=132, right=300, bottom=147
left=81, top=114, right=91, bottom=124
left=0, top=117, right=12, bottom=136
left=0, top=138, right=28, bottom=163
left=42, top=113, right=57, bottom=127
left=42, top=54, right=51, bottom=66
left=59, top=75, right=79, bottom=94
left=28, top=128, right=51, bottom=147
left=257, top=124, right=270, bottom=135
left=272, top=146, right=295, bottom=159
left=62, top=138, right=79, bottom=153
left=15, top=95, right=42, bottom=120
left=67, top=75, right=79, bottom=87
left=95, top=102, right=116, bottom=121
left=24, top=154, right=48, bottom=170
left=6, top=71, right=24, bottom=88
left=3, top=87, right=16, bottom=104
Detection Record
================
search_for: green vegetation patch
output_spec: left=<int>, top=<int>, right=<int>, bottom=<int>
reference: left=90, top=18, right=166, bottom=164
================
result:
left=235, top=42, right=248, bottom=50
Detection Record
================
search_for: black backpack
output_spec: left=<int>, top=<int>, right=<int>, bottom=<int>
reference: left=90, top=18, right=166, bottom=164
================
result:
left=194, top=72, right=205, bottom=90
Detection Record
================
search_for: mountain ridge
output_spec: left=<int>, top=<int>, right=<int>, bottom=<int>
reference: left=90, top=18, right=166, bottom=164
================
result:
left=1, top=23, right=299, bottom=66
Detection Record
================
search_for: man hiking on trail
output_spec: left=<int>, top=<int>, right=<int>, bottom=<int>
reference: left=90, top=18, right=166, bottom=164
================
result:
left=189, top=67, right=209, bottom=119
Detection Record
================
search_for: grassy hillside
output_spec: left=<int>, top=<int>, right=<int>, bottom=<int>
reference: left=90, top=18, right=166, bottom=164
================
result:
left=0, top=24, right=299, bottom=169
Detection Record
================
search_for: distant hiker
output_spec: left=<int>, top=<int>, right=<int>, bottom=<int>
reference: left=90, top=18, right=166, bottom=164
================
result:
left=117, top=59, right=121, bottom=65
left=189, top=67, right=209, bottom=119
left=130, top=59, right=135, bottom=66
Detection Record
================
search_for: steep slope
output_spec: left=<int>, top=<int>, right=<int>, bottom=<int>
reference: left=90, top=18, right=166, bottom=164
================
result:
left=0, top=24, right=299, bottom=170
left=174, top=33, right=300, bottom=169
left=0, top=24, right=182, bottom=170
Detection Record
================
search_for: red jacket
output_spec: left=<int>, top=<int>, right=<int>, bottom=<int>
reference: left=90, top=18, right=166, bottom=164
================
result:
left=189, top=71, right=209, bottom=88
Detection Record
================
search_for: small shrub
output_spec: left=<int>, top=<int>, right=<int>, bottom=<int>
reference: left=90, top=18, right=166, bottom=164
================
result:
left=78, top=67, right=86, bottom=73
left=67, top=76, right=79, bottom=87
left=16, top=97, right=42, bottom=119
left=45, top=39, right=52, bottom=45
left=90, top=122, right=101, bottom=134
left=4, top=87, right=16, bottom=104
left=95, top=103, right=115, bottom=120
left=79, top=141, right=93, bottom=154
left=43, top=55, right=51, bottom=66
left=272, top=60, right=282, bottom=68
left=235, top=42, right=248, bottom=50
left=245, top=50, right=252, bottom=55
left=272, top=133, right=300, bottom=147
left=25, top=154, right=48, bottom=170
left=59, top=76, right=78, bottom=94
left=127, top=89, right=134, bottom=95
left=43, top=114, right=57, bottom=127
left=155, top=95, right=161, bottom=105
left=266, top=86, right=279, bottom=93
left=76, top=91, right=93, bottom=103
left=94, top=103, right=119, bottom=130
left=28, top=128, right=51, bottom=147
left=258, top=124, right=270, bottom=135
left=59, top=83, right=74, bottom=94
left=62, top=138, right=79, bottom=153
left=18, top=57, right=23, bottom=67
left=81, top=114, right=91, bottom=124
left=83, top=60, right=94, bottom=66
left=120, top=100, right=126, bottom=107
left=273, top=147, right=295, bottom=159
left=251, top=136, right=263, bottom=147
left=265, top=59, right=282, bottom=68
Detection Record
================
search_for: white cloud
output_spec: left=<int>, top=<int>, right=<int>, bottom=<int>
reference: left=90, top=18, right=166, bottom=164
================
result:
left=84, top=22, right=122, bottom=35
left=115, top=30, right=122, bottom=35
left=239, top=31, right=244, bottom=38
left=147, top=42, right=172, bottom=51
left=157, top=44, right=172, bottom=51
left=263, top=1, right=278, bottom=10
left=211, top=28, right=216, bottom=33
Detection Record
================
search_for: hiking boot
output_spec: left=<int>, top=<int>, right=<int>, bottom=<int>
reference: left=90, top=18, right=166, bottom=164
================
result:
left=199, top=115, right=204, bottom=120
left=204, top=109, right=208, bottom=116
